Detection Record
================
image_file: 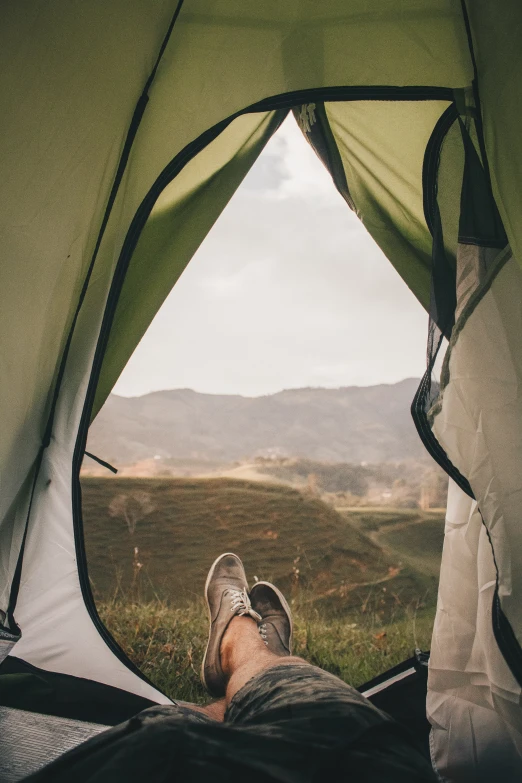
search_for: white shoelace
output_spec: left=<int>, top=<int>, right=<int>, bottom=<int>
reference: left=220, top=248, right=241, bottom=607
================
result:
left=259, top=623, right=268, bottom=645
left=229, top=588, right=262, bottom=623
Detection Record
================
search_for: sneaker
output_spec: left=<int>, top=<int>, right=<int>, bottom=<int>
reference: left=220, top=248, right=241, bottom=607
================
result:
left=249, top=581, right=293, bottom=656
left=201, top=553, right=261, bottom=697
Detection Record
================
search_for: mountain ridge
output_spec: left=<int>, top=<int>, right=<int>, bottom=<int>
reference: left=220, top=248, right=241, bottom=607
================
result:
left=86, top=378, right=424, bottom=466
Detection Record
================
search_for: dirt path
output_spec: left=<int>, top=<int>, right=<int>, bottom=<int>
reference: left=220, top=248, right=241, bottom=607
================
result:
left=367, top=516, right=421, bottom=549
left=368, top=516, right=442, bottom=578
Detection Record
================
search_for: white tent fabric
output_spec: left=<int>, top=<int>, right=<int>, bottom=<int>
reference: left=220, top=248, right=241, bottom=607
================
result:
left=428, top=482, right=522, bottom=780
left=430, top=250, right=522, bottom=777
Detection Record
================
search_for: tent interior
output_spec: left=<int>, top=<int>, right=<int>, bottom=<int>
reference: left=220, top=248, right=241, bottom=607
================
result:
left=1, top=2, right=522, bottom=780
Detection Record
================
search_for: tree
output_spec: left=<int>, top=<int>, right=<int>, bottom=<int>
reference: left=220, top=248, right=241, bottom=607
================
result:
left=108, top=491, right=155, bottom=535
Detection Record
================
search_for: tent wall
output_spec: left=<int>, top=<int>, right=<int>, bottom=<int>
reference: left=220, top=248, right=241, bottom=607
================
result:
left=10, top=109, right=284, bottom=702
left=432, top=247, right=522, bottom=643
left=0, top=0, right=177, bottom=615
left=429, top=248, right=522, bottom=776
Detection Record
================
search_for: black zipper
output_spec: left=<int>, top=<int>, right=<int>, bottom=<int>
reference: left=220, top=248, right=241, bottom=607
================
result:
left=493, top=592, right=522, bottom=688
left=413, top=100, right=475, bottom=500
left=422, top=103, right=459, bottom=236
left=411, top=367, right=474, bottom=500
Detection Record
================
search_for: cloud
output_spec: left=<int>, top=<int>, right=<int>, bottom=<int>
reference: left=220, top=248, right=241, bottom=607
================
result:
left=114, top=115, right=427, bottom=398
left=269, top=115, right=340, bottom=201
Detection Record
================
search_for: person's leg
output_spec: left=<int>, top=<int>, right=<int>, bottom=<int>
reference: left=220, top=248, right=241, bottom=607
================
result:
left=176, top=698, right=226, bottom=721
left=220, top=614, right=305, bottom=702
left=26, top=557, right=436, bottom=782
left=214, top=578, right=436, bottom=781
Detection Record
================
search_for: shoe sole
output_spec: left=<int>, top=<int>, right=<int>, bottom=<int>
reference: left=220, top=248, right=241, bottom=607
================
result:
left=201, top=552, right=241, bottom=693
left=253, top=580, right=294, bottom=654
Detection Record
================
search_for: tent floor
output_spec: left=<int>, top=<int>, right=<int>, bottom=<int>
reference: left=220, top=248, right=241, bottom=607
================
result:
left=0, top=706, right=108, bottom=782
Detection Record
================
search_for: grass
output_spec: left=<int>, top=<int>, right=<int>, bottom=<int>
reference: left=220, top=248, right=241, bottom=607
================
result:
left=379, top=519, right=444, bottom=577
left=339, top=508, right=428, bottom=534
left=339, top=508, right=445, bottom=587
left=99, top=595, right=435, bottom=704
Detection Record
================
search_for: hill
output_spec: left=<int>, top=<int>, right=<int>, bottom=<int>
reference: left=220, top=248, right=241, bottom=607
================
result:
left=86, top=379, right=424, bottom=466
left=339, top=508, right=445, bottom=579
left=82, top=477, right=436, bottom=616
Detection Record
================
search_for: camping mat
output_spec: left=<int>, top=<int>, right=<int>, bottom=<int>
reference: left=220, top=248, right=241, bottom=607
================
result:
left=0, top=706, right=108, bottom=782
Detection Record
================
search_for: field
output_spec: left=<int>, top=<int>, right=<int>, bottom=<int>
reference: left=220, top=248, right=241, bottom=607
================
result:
left=338, top=508, right=445, bottom=579
left=82, top=477, right=444, bottom=701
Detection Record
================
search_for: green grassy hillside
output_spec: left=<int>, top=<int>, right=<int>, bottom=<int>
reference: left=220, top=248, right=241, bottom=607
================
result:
left=82, top=477, right=435, bottom=617
left=339, top=508, right=445, bottom=580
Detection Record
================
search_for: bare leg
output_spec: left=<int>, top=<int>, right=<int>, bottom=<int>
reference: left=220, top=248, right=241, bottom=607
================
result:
left=173, top=615, right=287, bottom=720
left=185, top=699, right=227, bottom=721
left=221, top=615, right=305, bottom=703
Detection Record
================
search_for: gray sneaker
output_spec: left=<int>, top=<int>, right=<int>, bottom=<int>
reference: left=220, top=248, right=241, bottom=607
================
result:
left=201, top=553, right=261, bottom=697
left=249, top=581, right=293, bottom=656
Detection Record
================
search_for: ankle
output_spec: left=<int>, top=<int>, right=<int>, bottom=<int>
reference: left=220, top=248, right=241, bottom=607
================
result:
left=220, top=616, right=264, bottom=677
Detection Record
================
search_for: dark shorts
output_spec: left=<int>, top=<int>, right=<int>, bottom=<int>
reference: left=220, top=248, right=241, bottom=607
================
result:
left=26, top=663, right=436, bottom=782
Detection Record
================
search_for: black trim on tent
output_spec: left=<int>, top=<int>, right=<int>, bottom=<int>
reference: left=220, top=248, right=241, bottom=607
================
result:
left=493, top=593, right=522, bottom=688
left=422, top=103, right=458, bottom=237
left=293, top=102, right=356, bottom=211
left=480, top=517, right=522, bottom=687
left=69, top=86, right=454, bottom=689
left=84, top=452, right=118, bottom=474
left=413, top=103, right=474, bottom=499
left=411, top=373, right=474, bottom=499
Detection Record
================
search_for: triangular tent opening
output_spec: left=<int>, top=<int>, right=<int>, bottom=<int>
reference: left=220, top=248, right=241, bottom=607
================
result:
left=78, top=113, right=443, bottom=756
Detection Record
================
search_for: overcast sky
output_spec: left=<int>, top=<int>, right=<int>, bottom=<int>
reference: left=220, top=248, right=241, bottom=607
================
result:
left=114, top=115, right=428, bottom=399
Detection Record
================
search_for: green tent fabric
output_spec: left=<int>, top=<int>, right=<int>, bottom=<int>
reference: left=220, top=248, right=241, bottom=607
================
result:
left=467, top=1, right=522, bottom=263
left=94, top=98, right=449, bottom=415
left=1, top=3, right=522, bottom=781
left=92, top=109, right=286, bottom=416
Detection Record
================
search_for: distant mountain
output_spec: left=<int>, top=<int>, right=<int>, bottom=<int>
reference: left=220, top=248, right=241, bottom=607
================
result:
left=86, top=379, right=425, bottom=466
